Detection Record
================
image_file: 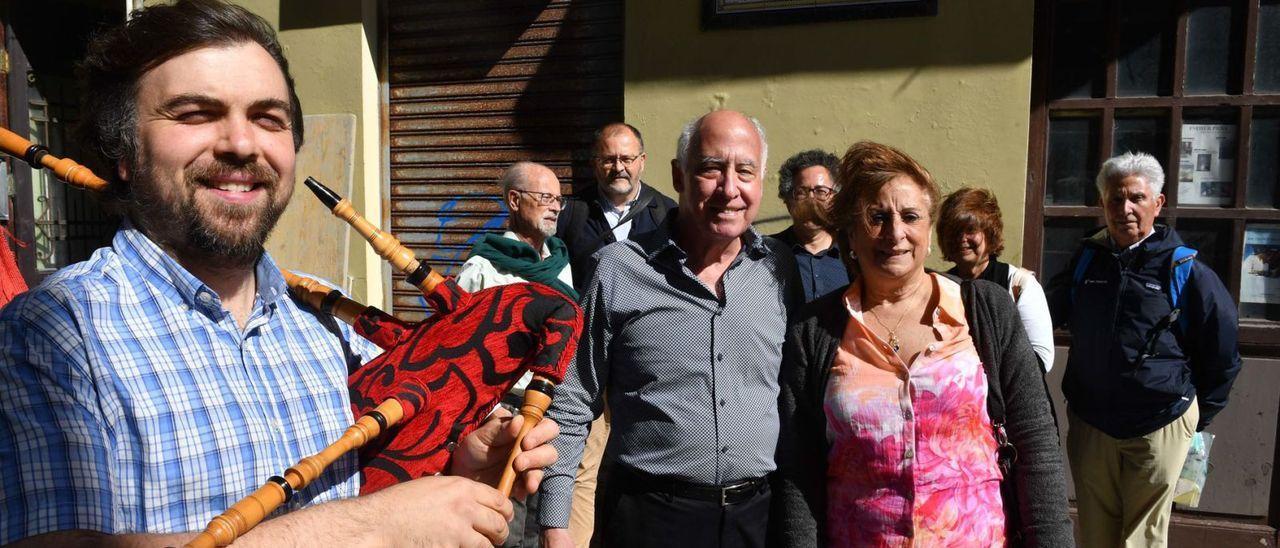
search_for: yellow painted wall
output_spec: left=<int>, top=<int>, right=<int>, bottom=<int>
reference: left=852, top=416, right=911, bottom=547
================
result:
left=626, top=0, right=1035, bottom=266
left=247, top=0, right=384, bottom=307
left=140, top=0, right=385, bottom=306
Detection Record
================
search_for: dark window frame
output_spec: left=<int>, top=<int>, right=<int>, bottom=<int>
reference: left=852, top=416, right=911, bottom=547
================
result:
left=1026, top=0, right=1280, bottom=357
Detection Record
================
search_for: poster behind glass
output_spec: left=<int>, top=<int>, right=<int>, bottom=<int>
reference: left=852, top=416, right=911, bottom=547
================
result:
left=1241, top=225, right=1280, bottom=307
left=1178, top=124, right=1236, bottom=206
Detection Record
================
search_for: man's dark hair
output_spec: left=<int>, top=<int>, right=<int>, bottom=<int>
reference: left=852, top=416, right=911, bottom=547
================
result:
left=777, top=149, right=839, bottom=200
left=76, top=0, right=303, bottom=194
left=593, top=122, right=645, bottom=153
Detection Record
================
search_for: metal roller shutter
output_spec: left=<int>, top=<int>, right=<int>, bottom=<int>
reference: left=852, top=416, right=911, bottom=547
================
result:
left=386, top=0, right=622, bottom=320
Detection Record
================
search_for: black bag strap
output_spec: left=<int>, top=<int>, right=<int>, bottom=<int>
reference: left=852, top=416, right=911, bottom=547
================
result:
left=612, top=190, right=655, bottom=229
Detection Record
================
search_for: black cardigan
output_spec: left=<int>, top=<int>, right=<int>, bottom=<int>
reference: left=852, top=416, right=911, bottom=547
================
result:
left=771, top=279, right=1074, bottom=547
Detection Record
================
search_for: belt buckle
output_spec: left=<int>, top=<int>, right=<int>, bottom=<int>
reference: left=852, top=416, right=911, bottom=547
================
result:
left=719, top=480, right=750, bottom=507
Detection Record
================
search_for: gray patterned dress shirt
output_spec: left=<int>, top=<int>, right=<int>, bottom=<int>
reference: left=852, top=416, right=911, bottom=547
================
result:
left=538, top=222, right=796, bottom=528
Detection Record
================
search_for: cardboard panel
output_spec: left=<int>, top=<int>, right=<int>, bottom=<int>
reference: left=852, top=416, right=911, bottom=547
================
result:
left=265, top=113, right=356, bottom=289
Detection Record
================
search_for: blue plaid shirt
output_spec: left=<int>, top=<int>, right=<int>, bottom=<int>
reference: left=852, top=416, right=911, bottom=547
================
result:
left=0, top=226, right=380, bottom=542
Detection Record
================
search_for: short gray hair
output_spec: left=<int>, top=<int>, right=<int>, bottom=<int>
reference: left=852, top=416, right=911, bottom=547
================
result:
left=499, top=161, right=541, bottom=197
left=675, top=111, right=769, bottom=171
left=1096, top=152, right=1166, bottom=196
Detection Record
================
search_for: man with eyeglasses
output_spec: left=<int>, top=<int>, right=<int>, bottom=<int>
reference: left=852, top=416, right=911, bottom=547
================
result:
left=555, top=123, right=676, bottom=546
left=771, top=149, right=849, bottom=303
left=558, top=123, right=677, bottom=291
left=458, top=160, right=575, bottom=301
left=456, top=161, right=575, bottom=548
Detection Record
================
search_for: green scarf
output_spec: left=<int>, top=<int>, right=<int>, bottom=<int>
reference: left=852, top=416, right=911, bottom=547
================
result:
left=468, top=233, right=579, bottom=300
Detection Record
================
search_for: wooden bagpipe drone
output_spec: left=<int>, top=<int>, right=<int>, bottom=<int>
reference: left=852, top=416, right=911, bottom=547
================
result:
left=0, top=128, right=583, bottom=547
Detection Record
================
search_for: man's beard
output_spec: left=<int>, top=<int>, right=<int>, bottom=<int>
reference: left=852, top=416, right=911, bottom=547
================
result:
left=130, top=160, right=287, bottom=267
left=789, top=198, right=833, bottom=231
left=512, top=211, right=558, bottom=243
left=602, top=171, right=636, bottom=200
left=537, top=218, right=557, bottom=238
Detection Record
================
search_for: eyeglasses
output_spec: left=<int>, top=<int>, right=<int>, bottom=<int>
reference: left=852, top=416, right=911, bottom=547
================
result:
left=791, top=186, right=837, bottom=200
left=514, top=189, right=566, bottom=206
left=593, top=155, right=641, bottom=168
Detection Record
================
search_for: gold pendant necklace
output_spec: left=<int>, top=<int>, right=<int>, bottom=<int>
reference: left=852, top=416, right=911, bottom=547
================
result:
left=866, top=278, right=926, bottom=354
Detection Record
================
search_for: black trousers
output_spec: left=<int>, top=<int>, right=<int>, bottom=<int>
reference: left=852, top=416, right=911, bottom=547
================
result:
left=593, top=468, right=770, bottom=548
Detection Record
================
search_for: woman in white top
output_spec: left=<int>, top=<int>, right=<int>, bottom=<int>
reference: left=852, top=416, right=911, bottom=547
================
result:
left=938, top=187, right=1057, bottom=371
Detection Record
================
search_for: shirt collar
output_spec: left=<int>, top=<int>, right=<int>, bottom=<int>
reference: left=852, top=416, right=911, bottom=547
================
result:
left=1091, top=225, right=1160, bottom=252
left=254, top=252, right=288, bottom=305
left=114, top=221, right=286, bottom=316
left=636, top=214, right=768, bottom=263
left=842, top=272, right=964, bottom=327
left=777, top=227, right=840, bottom=257
left=1115, top=228, right=1157, bottom=251
left=932, top=273, right=967, bottom=325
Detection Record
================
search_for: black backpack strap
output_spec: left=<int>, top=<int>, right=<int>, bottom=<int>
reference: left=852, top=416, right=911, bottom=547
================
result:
left=612, top=190, right=655, bottom=229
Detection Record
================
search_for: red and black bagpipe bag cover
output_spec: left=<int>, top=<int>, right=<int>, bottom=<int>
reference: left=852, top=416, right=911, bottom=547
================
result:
left=346, top=278, right=581, bottom=494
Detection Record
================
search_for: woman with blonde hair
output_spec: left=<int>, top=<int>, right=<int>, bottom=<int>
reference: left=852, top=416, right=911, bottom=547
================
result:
left=772, top=141, right=1071, bottom=547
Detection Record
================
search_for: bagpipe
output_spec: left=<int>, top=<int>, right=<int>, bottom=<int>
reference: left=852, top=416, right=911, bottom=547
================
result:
left=0, top=128, right=583, bottom=547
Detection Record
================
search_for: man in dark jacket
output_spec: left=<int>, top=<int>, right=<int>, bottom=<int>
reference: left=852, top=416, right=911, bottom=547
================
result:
left=557, top=123, right=677, bottom=291
left=552, top=122, right=676, bottom=546
left=1047, top=152, right=1241, bottom=547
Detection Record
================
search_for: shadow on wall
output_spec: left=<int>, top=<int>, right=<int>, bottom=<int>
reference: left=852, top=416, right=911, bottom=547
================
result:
left=630, top=0, right=1176, bottom=100
left=284, top=0, right=623, bottom=192
left=627, top=0, right=1034, bottom=82
left=279, top=0, right=361, bottom=28
left=367, top=0, right=625, bottom=312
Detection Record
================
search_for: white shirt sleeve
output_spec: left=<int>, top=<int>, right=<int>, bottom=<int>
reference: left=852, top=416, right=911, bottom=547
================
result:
left=454, top=255, right=492, bottom=293
left=1011, top=268, right=1057, bottom=372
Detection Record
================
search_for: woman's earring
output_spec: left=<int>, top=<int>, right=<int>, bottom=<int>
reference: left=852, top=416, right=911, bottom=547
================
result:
left=848, top=250, right=858, bottom=261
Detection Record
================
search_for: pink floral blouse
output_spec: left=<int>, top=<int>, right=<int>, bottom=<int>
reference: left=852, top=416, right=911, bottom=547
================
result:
left=824, top=273, right=1005, bottom=547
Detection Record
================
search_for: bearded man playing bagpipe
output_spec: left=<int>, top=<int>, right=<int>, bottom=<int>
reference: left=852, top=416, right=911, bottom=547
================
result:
left=0, top=1, right=560, bottom=546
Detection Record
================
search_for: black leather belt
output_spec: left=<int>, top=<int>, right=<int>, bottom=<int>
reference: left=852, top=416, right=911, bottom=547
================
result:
left=615, top=466, right=768, bottom=506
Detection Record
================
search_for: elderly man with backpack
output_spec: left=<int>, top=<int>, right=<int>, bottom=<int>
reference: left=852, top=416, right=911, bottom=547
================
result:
left=1046, top=152, right=1242, bottom=548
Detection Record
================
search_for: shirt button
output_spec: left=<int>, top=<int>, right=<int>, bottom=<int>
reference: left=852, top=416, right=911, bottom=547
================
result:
left=197, top=292, right=211, bottom=304
left=719, top=399, right=726, bottom=407
left=717, top=353, right=724, bottom=362
left=904, top=409, right=913, bottom=421
left=721, top=446, right=729, bottom=453
left=904, top=447, right=915, bottom=459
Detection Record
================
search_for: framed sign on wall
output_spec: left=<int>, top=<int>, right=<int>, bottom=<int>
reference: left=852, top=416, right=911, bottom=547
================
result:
left=702, top=0, right=938, bottom=29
